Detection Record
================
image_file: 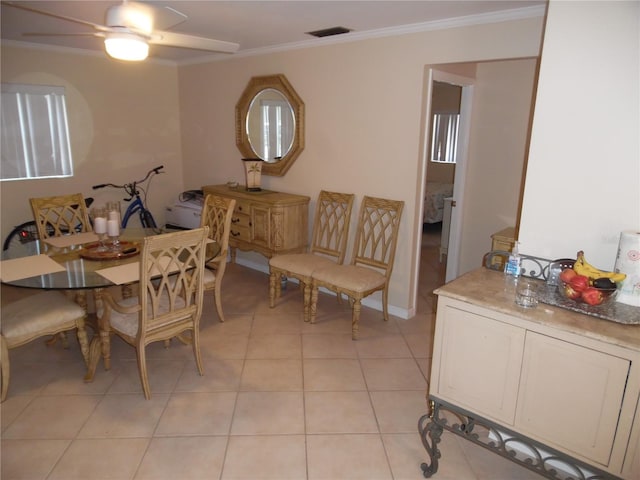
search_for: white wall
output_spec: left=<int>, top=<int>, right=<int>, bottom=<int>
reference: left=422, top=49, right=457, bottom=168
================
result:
left=459, top=58, right=539, bottom=270
left=178, top=17, right=545, bottom=317
left=519, top=0, right=640, bottom=269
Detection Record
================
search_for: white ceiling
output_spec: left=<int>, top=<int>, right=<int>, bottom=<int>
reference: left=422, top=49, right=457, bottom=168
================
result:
left=1, top=1, right=547, bottom=64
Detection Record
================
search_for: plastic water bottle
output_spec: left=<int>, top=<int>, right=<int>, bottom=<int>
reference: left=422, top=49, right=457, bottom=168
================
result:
left=504, top=241, right=521, bottom=294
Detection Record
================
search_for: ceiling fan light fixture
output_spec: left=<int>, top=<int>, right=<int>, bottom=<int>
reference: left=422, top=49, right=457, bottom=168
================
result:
left=104, top=33, right=149, bottom=61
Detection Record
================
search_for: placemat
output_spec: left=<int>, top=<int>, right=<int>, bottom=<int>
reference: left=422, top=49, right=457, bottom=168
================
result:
left=95, top=257, right=184, bottom=285
left=44, top=232, right=99, bottom=248
left=0, top=254, right=66, bottom=282
left=95, top=262, right=140, bottom=285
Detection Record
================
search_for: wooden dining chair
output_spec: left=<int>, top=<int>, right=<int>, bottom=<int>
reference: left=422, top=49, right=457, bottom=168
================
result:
left=87, top=227, right=209, bottom=399
left=29, top=193, right=92, bottom=239
left=269, top=191, right=355, bottom=322
left=29, top=193, right=93, bottom=346
left=310, top=196, right=404, bottom=339
left=1, top=290, right=89, bottom=401
left=200, top=194, right=236, bottom=322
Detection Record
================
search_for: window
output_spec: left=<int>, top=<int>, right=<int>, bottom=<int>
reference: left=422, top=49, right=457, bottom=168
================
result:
left=260, top=99, right=293, bottom=161
left=430, top=113, right=459, bottom=163
left=1, top=83, right=73, bottom=181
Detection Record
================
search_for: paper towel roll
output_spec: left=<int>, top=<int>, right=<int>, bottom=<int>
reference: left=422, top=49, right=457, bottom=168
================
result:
left=614, top=230, right=640, bottom=307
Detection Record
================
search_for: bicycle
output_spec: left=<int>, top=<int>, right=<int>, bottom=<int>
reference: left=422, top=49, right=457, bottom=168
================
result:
left=3, top=165, right=164, bottom=251
left=92, top=165, right=164, bottom=230
left=2, top=197, right=94, bottom=251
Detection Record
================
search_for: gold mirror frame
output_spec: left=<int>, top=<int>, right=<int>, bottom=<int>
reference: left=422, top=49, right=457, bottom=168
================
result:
left=235, top=74, right=305, bottom=176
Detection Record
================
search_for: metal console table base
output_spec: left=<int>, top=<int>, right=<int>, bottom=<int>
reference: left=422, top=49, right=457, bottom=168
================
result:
left=418, top=397, right=621, bottom=480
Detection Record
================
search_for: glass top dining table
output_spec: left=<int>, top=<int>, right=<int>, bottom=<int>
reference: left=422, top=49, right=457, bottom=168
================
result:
left=1, top=228, right=219, bottom=290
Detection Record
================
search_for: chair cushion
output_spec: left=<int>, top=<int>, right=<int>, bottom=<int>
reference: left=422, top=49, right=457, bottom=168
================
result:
left=203, top=267, right=217, bottom=289
left=270, top=253, right=337, bottom=278
left=1, top=291, right=84, bottom=345
left=312, top=265, right=385, bottom=294
left=109, top=294, right=186, bottom=337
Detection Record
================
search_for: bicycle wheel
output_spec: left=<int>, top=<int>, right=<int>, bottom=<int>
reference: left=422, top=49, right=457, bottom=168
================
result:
left=3, top=221, right=39, bottom=251
left=141, top=210, right=157, bottom=229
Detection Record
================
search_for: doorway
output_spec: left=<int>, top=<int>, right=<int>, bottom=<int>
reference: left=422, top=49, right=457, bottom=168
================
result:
left=415, top=68, right=475, bottom=314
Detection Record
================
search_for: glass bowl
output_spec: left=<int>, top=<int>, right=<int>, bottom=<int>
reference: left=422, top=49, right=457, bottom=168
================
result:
left=558, top=280, right=618, bottom=306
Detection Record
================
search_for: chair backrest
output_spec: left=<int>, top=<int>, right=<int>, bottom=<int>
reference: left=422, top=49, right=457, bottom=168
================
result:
left=350, top=195, right=404, bottom=278
left=309, top=191, right=355, bottom=263
left=29, top=193, right=92, bottom=239
left=139, top=227, right=209, bottom=333
left=200, top=194, right=236, bottom=262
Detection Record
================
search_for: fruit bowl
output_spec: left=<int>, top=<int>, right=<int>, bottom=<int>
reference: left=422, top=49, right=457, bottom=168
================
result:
left=558, top=280, right=618, bottom=306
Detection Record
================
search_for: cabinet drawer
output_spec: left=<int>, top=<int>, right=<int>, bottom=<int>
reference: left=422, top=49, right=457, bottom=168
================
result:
left=231, top=212, right=251, bottom=229
left=229, top=225, right=250, bottom=242
left=234, top=199, right=252, bottom=216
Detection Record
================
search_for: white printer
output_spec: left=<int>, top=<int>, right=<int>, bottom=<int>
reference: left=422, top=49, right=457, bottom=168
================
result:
left=165, top=191, right=203, bottom=229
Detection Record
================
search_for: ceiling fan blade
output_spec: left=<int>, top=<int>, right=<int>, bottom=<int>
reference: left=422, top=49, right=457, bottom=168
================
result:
left=23, top=32, right=102, bottom=38
left=2, top=1, right=108, bottom=32
left=149, top=5, right=187, bottom=31
left=150, top=30, right=239, bottom=54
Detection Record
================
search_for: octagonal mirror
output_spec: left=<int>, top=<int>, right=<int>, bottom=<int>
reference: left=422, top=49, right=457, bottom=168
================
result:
left=235, top=74, right=305, bottom=176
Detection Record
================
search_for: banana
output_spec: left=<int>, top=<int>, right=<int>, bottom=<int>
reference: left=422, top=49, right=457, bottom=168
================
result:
left=573, top=251, right=627, bottom=283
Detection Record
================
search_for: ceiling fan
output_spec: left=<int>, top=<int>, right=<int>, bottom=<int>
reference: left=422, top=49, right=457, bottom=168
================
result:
left=3, top=0, right=240, bottom=61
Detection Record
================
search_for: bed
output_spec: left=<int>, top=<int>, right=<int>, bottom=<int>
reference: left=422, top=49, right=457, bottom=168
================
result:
left=423, top=182, right=454, bottom=224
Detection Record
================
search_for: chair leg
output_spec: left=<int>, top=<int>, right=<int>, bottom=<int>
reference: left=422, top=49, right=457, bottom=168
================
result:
left=351, top=299, right=362, bottom=340
left=382, top=287, right=389, bottom=322
left=1, top=336, right=10, bottom=402
left=45, top=332, right=69, bottom=348
left=192, top=327, right=204, bottom=377
left=269, top=272, right=277, bottom=308
left=310, top=286, right=319, bottom=324
left=137, top=345, right=152, bottom=400
left=214, top=282, right=225, bottom=323
left=303, top=282, right=312, bottom=322
left=83, top=336, right=102, bottom=382
left=76, top=320, right=90, bottom=366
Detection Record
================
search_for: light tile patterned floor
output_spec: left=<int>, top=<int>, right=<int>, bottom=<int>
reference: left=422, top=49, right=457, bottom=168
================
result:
left=1, top=239, right=542, bottom=479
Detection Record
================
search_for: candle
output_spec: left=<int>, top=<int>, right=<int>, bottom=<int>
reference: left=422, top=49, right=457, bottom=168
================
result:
left=107, top=219, right=119, bottom=237
left=108, top=210, right=120, bottom=223
left=94, top=217, right=107, bottom=234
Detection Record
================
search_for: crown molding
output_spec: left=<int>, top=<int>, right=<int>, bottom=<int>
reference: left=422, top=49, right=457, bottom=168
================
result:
left=178, top=4, right=546, bottom=66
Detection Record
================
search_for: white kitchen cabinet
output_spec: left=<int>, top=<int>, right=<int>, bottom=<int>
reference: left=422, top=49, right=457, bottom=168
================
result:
left=435, top=305, right=524, bottom=425
left=516, top=332, right=629, bottom=466
left=422, top=268, right=640, bottom=479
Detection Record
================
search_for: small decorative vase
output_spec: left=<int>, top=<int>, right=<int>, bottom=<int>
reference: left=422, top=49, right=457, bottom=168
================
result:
left=242, top=158, right=263, bottom=191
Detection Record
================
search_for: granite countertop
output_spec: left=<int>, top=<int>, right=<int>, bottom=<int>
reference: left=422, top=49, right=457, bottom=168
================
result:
left=434, top=267, right=640, bottom=352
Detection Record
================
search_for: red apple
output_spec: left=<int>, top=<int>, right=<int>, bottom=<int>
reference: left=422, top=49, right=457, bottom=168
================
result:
left=563, top=284, right=581, bottom=300
left=582, top=287, right=604, bottom=306
left=569, top=274, right=590, bottom=293
left=559, top=268, right=577, bottom=283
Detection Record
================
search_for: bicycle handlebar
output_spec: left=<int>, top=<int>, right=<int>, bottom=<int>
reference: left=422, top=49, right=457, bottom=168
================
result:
left=92, top=165, right=164, bottom=190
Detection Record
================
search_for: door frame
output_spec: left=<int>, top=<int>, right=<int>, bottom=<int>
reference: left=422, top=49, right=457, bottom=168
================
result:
left=414, top=68, right=475, bottom=308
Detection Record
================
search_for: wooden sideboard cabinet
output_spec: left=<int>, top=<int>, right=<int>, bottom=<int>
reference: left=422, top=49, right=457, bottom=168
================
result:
left=488, top=226, right=516, bottom=270
left=202, top=184, right=309, bottom=261
left=420, top=268, right=640, bottom=480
